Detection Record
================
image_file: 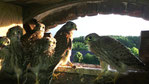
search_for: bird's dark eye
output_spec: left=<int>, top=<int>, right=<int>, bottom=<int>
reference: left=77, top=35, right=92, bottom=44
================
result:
left=46, top=38, right=49, bottom=41
left=86, top=36, right=92, bottom=41
left=89, top=36, right=92, bottom=40
left=7, top=41, right=10, bottom=44
left=70, top=23, right=74, bottom=26
left=18, top=31, right=20, bottom=34
left=53, top=42, right=56, bottom=44
left=13, top=32, right=16, bottom=35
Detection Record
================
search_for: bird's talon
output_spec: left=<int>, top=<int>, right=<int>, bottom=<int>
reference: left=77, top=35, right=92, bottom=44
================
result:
left=68, top=62, right=77, bottom=69
left=52, top=73, right=61, bottom=80
left=94, top=73, right=104, bottom=81
left=72, top=65, right=77, bottom=69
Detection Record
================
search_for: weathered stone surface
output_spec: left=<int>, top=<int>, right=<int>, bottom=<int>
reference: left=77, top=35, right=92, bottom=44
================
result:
left=32, top=1, right=149, bottom=29
left=140, top=31, right=149, bottom=66
left=52, top=64, right=149, bottom=84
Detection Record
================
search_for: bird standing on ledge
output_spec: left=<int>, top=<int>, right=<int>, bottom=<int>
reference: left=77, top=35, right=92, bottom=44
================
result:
left=85, top=33, right=146, bottom=83
left=54, top=21, right=77, bottom=70
left=85, top=33, right=145, bottom=72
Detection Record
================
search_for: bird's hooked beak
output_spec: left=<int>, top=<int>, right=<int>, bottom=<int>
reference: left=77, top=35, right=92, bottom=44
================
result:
left=74, top=25, right=77, bottom=31
left=71, top=26, right=77, bottom=31
left=75, top=27, right=77, bottom=31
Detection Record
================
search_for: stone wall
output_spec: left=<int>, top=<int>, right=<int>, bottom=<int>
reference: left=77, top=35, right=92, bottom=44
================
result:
left=140, top=31, right=149, bottom=66
left=0, top=2, right=23, bottom=36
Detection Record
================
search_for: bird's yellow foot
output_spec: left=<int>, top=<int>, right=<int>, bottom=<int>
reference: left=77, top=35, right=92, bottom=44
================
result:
left=35, top=78, right=40, bottom=84
left=95, top=72, right=105, bottom=81
left=52, top=73, right=61, bottom=80
left=68, top=62, right=76, bottom=69
left=105, top=72, right=119, bottom=84
left=95, top=72, right=119, bottom=84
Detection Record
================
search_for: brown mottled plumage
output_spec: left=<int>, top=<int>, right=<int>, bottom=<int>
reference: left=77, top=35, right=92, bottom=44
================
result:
left=54, top=21, right=77, bottom=69
left=27, top=34, right=56, bottom=84
left=21, top=21, right=45, bottom=47
left=0, top=36, right=10, bottom=70
left=85, top=33, right=145, bottom=72
left=5, top=26, right=24, bottom=84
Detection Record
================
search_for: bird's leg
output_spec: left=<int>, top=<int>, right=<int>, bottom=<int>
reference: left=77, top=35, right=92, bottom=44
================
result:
left=48, top=71, right=60, bottom=84
left=48, top=72, right=53, bottom=84
left=14, top=67, right=22, bottom=84
left=48, top=71, right=61, bottom=84
left=33, top=69, right=40, bottom=84
left=50, top=61, right=62, bottom=80
left=64, top=50, right=76, bottom=69
left=31, top=66, right=40, bottom=84
left=67, top=61, right=73, bottom=66
left=98, top=67, right=119, bottom=84
left=112, top=72, right=119, bottom=84
left=103, top=71, right=119, bottom=84
left=0, top=59, right=3, bottom=70
left=105, top=65, right=119, bottom=84
left=35, top=73, right=39, bottom=84
left=95, top=64, right=119, bottom=84
left=16, top=74, right=20, bottom=84
left=95, top=61, right=108, bottom=80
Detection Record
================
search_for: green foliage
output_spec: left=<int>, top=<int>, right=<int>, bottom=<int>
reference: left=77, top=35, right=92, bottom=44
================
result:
left=130, top=47, right=139, bottom=56
left=73, top=36, right=88, bottom=51
left=83, top=53, right=99, bottom=65
left=110, top=36, right=140, bottom=48
left=73, top=52, right=83, bottom=63
left=73, top=42, right=88, bottom=51
left=73, top=36, right=85, bottom=43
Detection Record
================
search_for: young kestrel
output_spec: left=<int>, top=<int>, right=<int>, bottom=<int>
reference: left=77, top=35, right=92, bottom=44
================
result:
left=54, top=21, right=77, bottom=69
left=85, top=33, right=145, bottom=73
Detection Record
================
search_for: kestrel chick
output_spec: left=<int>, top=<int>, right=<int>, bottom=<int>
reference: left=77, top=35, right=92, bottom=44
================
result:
left=28, top=35, right=56, bottom=84
left=54, top=21, right=77, bottom=69
left=85, top=33, right=145, bottom=72
left=0, top=37, right=10, bottom=70
left=21, top=21, right=45, bottom=47
left=6, top=26, right=24, bottom=84
left=0, top=37, right=10, bottom=50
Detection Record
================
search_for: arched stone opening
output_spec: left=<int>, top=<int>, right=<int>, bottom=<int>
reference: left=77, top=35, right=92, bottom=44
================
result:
left=1, top=0, right=149, bottom=32
left=27, top=0, right=149, bottom=30
left=25, top=1, right=149, bottom=66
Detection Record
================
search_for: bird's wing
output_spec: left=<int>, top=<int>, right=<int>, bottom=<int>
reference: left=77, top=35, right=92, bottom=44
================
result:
left=100, top=36, right=144, bottom=68
left=54, top=31, right=71, bottom=58
left=67, top=34, right=72, bottom=49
